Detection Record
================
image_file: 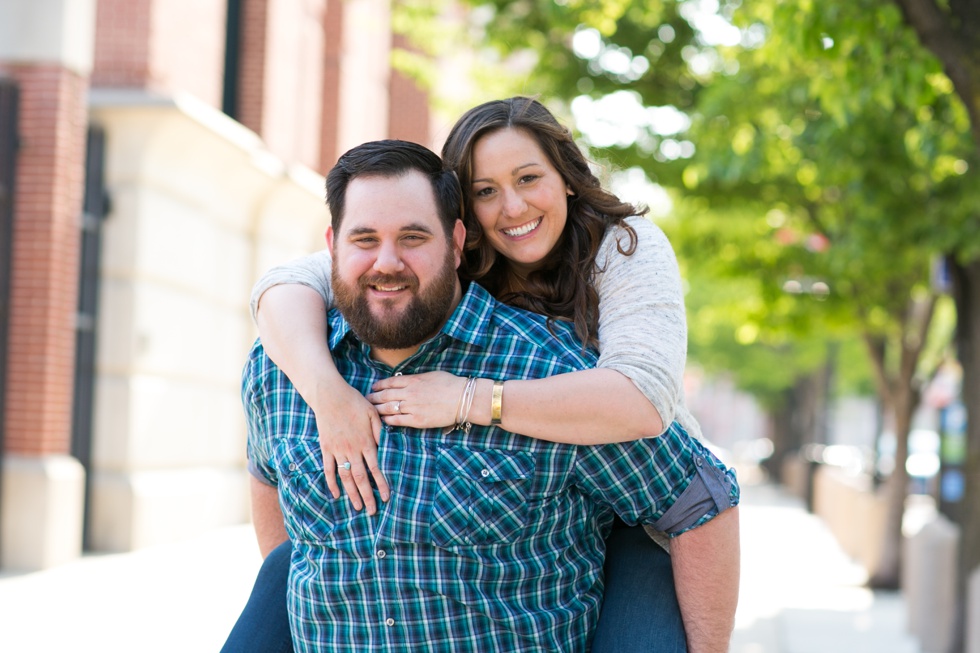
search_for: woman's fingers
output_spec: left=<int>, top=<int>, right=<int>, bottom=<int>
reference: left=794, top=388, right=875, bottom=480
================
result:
left=336, top=457, right=373, bottom=514
left=364, top=447, right=389, bottom=504
left=366, top=372, right=468, bottom=428
left=365, top=389, right=395, bottom=410
left=371, top=375, right=408, bottom=392
left=314, top=388, right=388, bottom=513
left=323, top=456, right=342, bottom=500
left=330, top=448, right=389, bottom=514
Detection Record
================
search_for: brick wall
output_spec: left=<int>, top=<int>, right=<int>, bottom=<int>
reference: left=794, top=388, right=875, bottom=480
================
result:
left=150, top=0, right=227, bottom=108
left=237, top=0, right=326, bottom=169
left=1, top=63, right=87, bottom=456
left=93, top=0, right=226, bottom=109
left=91, top=0, right=153, bottom=89
left=319, top=0, right=344, bottom=172
left=388, top=35, right=430, bottom=147
left=236, top=0, right=269, bottom=135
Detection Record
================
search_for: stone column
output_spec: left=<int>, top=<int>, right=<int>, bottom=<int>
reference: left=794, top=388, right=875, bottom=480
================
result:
left=0, top=0, right=96, bottom=570
left=904, top=513, right=959, bottom=653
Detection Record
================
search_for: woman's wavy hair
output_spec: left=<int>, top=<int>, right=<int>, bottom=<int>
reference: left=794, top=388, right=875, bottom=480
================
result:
left=441, top=96, right=646, bottom=347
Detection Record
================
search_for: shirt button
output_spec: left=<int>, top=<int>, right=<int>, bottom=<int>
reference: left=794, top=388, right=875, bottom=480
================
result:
left=481, top=469, right=490, bottom=478
left=377, top=550, right=386, bottom=558
left=385, top=618, right=395, bottom=627
left=288, top=463, right=298, bottom=471
left=695, top=456, right=703, bottom=467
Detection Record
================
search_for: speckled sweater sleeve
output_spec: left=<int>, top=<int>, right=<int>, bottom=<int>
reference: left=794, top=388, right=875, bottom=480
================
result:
left=593, top=216, right=702, bottom=439
left=249, top=249, right=334, bottom=322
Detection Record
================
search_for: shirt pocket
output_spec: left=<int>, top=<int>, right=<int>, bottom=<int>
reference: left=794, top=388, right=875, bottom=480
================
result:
left=275, top=437, right=345, bottom=543
left=430, top=446, right=533, bottom=547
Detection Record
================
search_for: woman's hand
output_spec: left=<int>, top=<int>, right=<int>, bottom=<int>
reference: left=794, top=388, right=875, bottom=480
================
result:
left=313, top=382, right=390, bottom=515
left=368, top=371, right=468, bottom=429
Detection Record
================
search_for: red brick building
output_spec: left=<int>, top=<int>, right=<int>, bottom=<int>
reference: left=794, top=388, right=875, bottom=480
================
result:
left=0, top=0, right=435, bottom=570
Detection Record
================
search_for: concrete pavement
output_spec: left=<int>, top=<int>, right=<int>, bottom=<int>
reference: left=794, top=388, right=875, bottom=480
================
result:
left=0, top=524, right=262, bottom=652
left=730, top=479, right=921, bottom=653
left=0, top=473, right=923, bottom=652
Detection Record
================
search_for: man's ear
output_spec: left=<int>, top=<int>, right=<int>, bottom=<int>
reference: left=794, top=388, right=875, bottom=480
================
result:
left=325, top=226, right=334, bottom=251
left=452, top=220, right=466, bottom=269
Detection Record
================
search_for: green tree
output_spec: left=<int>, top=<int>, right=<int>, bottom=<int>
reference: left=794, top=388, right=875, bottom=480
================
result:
left=663, top=0, right=978, bottom=589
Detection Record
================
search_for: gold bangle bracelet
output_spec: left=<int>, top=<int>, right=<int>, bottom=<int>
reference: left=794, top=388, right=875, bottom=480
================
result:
left=490, top=380, right=504, bottom=425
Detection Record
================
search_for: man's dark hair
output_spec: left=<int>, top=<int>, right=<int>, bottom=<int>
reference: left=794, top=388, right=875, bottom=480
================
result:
left=325, top=139, right=462, bottom=237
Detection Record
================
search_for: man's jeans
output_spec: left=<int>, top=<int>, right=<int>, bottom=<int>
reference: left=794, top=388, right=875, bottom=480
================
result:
left=222, top=522, right=686, bottom=652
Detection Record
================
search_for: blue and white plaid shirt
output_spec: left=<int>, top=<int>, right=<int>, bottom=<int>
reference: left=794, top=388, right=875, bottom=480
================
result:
left=244, top=282, right=738, bottom=653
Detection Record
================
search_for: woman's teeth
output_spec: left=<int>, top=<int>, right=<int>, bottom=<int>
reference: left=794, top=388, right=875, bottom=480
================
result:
left=504, top=218, right=541, bottom=237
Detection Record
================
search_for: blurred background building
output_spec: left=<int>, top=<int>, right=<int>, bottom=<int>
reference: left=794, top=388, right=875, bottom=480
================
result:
left=0, top=0, right=441, bottom=570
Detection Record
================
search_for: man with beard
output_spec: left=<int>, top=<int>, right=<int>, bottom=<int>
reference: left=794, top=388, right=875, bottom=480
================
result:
left=242, top=140, right=735, bottom=653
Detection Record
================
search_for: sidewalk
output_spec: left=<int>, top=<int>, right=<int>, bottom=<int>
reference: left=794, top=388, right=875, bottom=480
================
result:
left=731, top=478, right=922, bottom=653
left=0, top=475, right=922, bottom=652
left=0, top=525, right=263, bottom=652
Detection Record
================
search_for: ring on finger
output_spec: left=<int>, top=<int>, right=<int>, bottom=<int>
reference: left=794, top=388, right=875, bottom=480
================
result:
left=340, top=461, right=351, bottom=471
left=394, top=401, right=401, bottom=414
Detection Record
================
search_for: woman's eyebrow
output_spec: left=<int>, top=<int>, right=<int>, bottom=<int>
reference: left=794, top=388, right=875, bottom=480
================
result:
left=472, top=162, right=540, bottom=184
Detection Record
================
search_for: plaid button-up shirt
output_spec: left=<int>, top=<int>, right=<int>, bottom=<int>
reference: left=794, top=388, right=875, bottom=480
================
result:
left=244, top=282, right=736, bottom=653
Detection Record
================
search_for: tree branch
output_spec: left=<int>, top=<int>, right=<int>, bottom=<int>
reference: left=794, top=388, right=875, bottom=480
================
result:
left=891, top=0, right=980, bottom=146
left=862, top=331, right=895, bottom=408
left=899, top=292, right=939, bottom=388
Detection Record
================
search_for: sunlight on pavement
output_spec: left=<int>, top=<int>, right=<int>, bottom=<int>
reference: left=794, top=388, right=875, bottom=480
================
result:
left=730, top=477, right=921, bottom=653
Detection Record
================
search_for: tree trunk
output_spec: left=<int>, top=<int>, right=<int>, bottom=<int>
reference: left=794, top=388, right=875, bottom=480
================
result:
left=868, top=383, right=914, bottom=588
left=764, top=401, right=795, bottom=483
left=949, top=257, right=980, bottom=653
left=892, top=1, right=980, bottom=649
left=865, top=296, right=935, bottom=589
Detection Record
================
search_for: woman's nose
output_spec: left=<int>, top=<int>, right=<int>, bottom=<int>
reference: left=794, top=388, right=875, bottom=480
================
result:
left=501, top=188, right=527, bottom=218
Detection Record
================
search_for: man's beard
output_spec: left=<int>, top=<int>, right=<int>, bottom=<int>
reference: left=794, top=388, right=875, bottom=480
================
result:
left=332, top=251, right=458, bottom=350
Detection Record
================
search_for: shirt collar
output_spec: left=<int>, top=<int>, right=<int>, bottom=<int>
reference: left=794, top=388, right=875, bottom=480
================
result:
left=327, top=281, right=497, bottom=356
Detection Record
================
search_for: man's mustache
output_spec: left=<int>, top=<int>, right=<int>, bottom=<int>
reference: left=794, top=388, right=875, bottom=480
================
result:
left=360, top=274, right=419, bottom=291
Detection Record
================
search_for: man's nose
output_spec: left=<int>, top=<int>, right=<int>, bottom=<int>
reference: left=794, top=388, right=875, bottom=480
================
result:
left=373, top=241, right=405, bottom=274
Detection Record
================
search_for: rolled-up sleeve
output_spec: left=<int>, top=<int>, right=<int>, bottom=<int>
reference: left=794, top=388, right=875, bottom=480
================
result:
left=574, top=422, right=739, bottom=537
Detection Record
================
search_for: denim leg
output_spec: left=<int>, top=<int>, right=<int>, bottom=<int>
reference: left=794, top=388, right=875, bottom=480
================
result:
left=220, top=540, right=294, bottom=653
left=591, top=523, right=687, bottom=653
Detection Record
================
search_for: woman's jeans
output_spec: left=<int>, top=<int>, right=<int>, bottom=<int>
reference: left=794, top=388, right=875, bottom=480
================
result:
left=221, top=521, right=686, bottom=652
left=220, top=540, right=293, bottom=653
left=591, top=519, right=687, bottom=652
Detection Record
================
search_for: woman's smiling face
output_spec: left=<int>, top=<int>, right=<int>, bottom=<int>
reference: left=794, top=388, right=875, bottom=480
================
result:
left=469, top=127, right=570, bottom=275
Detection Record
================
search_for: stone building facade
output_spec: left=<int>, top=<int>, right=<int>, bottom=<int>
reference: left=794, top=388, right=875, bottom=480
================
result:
left=0, top=0, right=436, bottom=570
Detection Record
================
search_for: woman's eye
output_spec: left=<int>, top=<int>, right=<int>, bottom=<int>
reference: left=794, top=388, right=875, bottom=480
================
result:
left=519, top=174, right=539, bottom=184
left=474, top=187, right=494, bottom=198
